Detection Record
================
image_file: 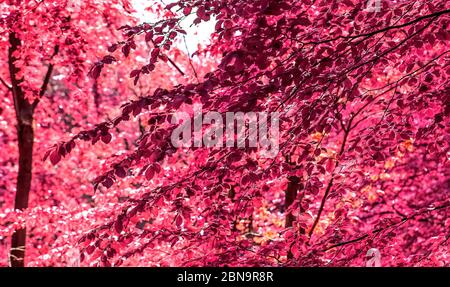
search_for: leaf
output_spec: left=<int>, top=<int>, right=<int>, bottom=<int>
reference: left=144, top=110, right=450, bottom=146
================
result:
left=151, top=48, right=160, bottom=60
left=165, top=3, right=177, bottom=10
left=130, top=69, right=140, bottom=78
left=145, top=167, right=155, bottom=180
left=42, top=149, right=52, bottom=162
left=183, top=6, right=192, bottom=15
left=114, top=219, right=123, bottom=234
left=108, top=44, right=118, bottom=52
left=102, top=55, right=116, bottom=64
left=241, top=174, right=250, bottom=186
left=49, top=150, right=61, bottom=165
left=122, top=44, right=130, bottom=57
left=88, top=63, right=103, bottom=79
left=326, top=158, right=335, bottom=173
left=115, top=167, right=126, bottom=178
left=297, top=17, right=311, bottom=26
left=101, top=133, right=112, bottom=144
left=154, top=36, right=164, bottom=45
left=86, top=245, right=95, bottom=255
left=145, top=31, right=153, bottom=42
left=284, top=230, right=294, bottom=240
left=373, top=151, right=385, bottom=161
left=103, top=177, right=114, bottom=188
left=343, top=78, right=352, bottom=89
left=175, top=214, right=183, bottom=227
left=290, top=244, right=300, bottom=258
left=169, top=31, right=177, bottom=39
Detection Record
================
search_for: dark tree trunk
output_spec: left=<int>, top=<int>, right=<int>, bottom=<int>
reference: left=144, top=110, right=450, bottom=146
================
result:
left=285, top=176, right=299, bottom=228
left=8, top=32, right=35, bottom=267
left=285, top=176, right=299, bottom=260
left=10, top=117, right=34, bottom=267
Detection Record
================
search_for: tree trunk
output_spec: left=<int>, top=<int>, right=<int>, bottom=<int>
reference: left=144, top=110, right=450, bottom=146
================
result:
left=10, top=117, right=34, bottom=267
left=8, top=32, right=35, bottom=267
left=285, top=176, right=299, bottom=228
left=285, top=176, right=299, bottom=260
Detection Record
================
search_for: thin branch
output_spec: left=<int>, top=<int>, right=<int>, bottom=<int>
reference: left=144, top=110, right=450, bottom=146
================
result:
left=323, top=202, right=450, bottom=251
left=39, top=45, right=59, bottom=97
left=32, top=44, right=59, bottom=110
left=309, top=112, right=354, bottom=237
left=183, top=35, right=199, bottom=82
left=166, top=56, right=185, bottom=76
left=308, top=178, right=334, bottom=237
left=151, top=39, right=185, bottom=76
left=0, top=76, right=12, bottom=90
left=305, top=9, right=450, bottom=45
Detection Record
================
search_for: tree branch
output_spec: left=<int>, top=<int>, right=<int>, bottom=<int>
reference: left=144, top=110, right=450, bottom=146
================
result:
left=305, top=9, right=450, bottom=45
left=183, top=35, right=199, bottom=82
left=308, top=178, right=334, bottom=237
left=32, top=44, right=59, bottom=110
left=166, top=56, right=185, bottom=76
left=151, top=39, right=185, bottom=76
left=0, top=76, right=12, bottom=90
left=323, top=202, right=450, bottom=251
left=309, top=112, right=355, bottom=237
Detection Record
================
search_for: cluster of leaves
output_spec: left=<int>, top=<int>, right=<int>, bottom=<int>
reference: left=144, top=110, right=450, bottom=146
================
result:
left=0, top=0, right=211, bottom=266
left=1, top=0, right=449, bottom=266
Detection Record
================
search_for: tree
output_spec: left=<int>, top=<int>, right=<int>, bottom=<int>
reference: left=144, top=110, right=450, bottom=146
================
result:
left=0, top=0, right=213, bottom=267
left=0, top=0, right=192, bottom=266
left=0, top=0, right=134, bottom=267
left=1, top=0, right=449, bottom=266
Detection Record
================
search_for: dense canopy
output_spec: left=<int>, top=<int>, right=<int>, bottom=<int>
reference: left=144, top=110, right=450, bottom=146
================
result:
left=0, top=0, right=449, bottom=267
